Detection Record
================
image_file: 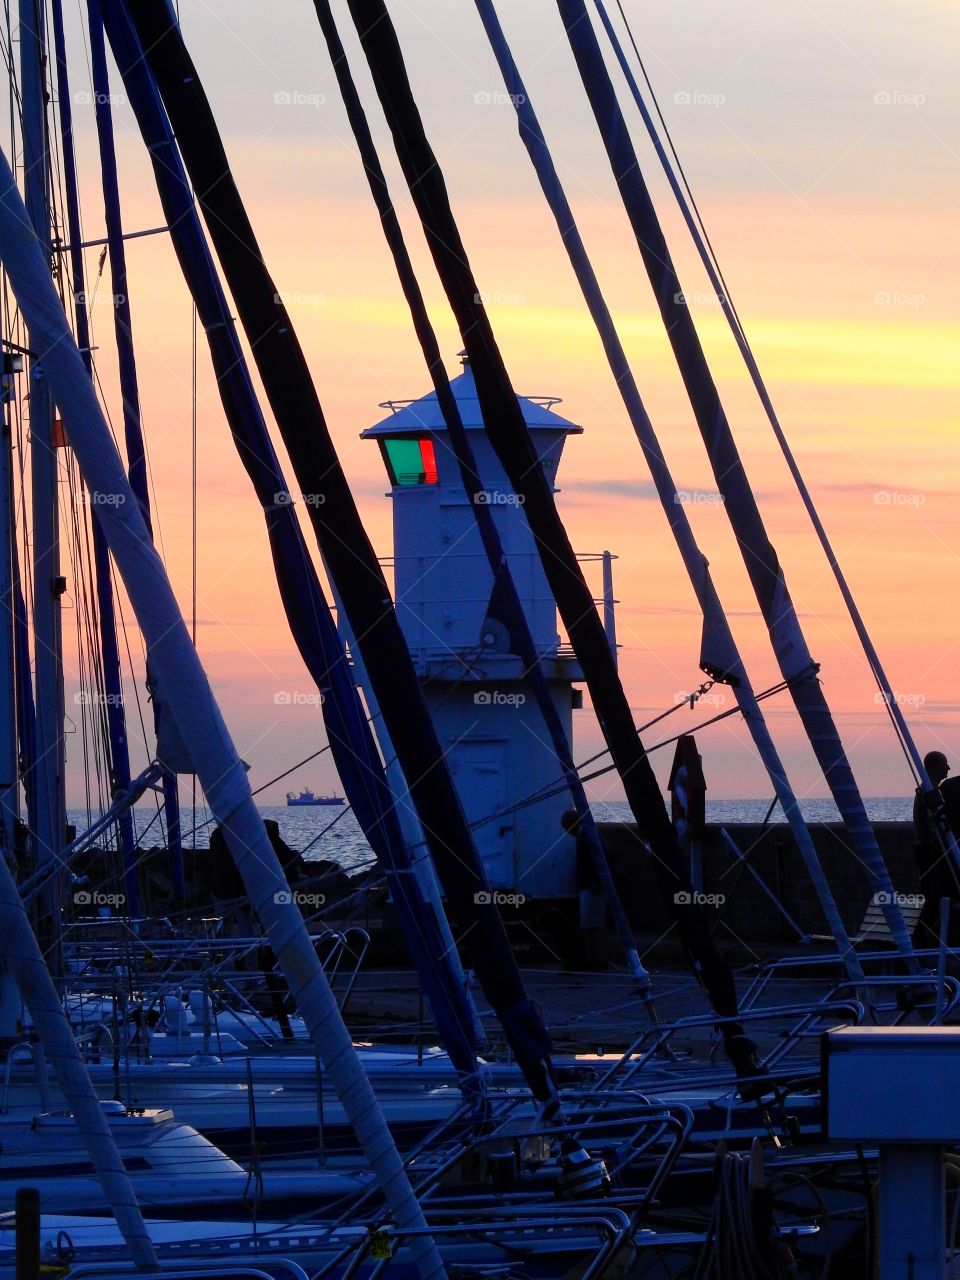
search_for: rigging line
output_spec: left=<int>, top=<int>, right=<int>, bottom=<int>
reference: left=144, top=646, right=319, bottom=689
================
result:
left=611, top=1, right=758, bottom=350
left=190, top=298, right=197, bottom=847
left=556, top=0, right=913, bottom=973
left=175, top=647, right=493, bottom=848
left=469, top=681, right=792, bottom=833
left=596, top=0, right=933, bottom=797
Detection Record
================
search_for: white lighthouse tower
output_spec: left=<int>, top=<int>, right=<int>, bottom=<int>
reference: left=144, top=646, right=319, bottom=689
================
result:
left=362, top=355, right=600, bottom=899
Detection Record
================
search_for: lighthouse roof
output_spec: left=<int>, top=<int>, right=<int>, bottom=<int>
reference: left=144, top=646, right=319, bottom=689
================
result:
left=361, top=359, right=583, bottom=439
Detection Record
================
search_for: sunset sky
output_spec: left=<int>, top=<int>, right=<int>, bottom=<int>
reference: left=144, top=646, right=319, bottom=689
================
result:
left=49, top=0, right=959, bottom=810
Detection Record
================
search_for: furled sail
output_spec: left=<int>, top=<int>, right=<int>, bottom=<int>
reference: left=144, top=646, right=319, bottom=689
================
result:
left=556, top=0, right=914, bottom=956
left=340, top=0, right=755, bottom=1070
left=469, top=0, right=862, bottom=981
left=101, top=0, right=484, bottom=1103
left=310, top=0, right=647, bottom=983
left=0, top=143, right=445, bottom=1280
left=117, top=0, right=561, bottom=1114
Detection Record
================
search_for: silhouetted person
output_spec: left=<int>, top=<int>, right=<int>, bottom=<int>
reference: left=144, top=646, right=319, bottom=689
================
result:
left=913, top=751, right=960, bottom=947
left=561, top=809, right=606, bottom=968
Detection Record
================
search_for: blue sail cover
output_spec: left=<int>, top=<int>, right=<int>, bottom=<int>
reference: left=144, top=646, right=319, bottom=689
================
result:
left=556, top=0, right=913, bottom=955
left=102, top=0, right=483, bottom=1096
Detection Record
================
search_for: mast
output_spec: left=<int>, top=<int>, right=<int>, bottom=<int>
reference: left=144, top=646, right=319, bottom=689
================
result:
left=339, top=0, right=756, bottom=1070
left=0, top=142, right=446, bottom=1280
left=555, top=0, right=915, bottom=956
left=18, top=0, right=65, bottom=963
left=100, top=0, right=486, bottom=1100
left=87, top=0, right=185, bottom=902
left=468, top=0, right=862, bottom=982
left=311, top=0, right=648, bottom=983
left=0, top=326, right=19, bottom=1040
left=0, top=854, right=157, bottom=1267
left=589, top=0, right=960, bottom=879
left=48, top=0, right=141, bottom=914
left=120, top=0, right=564, bottom=1115
left=0, top=340, right=16, bottom=858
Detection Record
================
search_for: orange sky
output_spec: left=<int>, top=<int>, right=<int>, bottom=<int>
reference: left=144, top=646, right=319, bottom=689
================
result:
left=47, top=0, right=959, bottom=808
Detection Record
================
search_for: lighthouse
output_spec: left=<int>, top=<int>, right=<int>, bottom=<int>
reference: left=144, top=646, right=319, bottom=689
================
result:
left=362, top=355, right=608, bottom=899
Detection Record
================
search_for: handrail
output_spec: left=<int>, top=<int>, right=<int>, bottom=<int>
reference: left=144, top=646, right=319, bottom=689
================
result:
left=0, top=1040, right=50, bottom=1113
left=68, top=1264, right=310, bottom=1279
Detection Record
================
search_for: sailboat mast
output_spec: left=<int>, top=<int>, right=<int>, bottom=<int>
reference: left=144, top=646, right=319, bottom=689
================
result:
left=18, top=0, right=65, bottom=957
left=48, top=0, right=142, bottom=916
left=0, top=144, right=446, bottom=1275
left=0, top=313, right=20, bottom=1040
left=0, top=333, right=17, bottom=858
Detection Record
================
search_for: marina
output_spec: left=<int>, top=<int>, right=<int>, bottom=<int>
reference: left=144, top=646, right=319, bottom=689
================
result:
left=0, top=0, right=955, bottom=1277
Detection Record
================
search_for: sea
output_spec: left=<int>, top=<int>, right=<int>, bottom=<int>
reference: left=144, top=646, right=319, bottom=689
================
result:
left=67, top=797, right=914, bottom=879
